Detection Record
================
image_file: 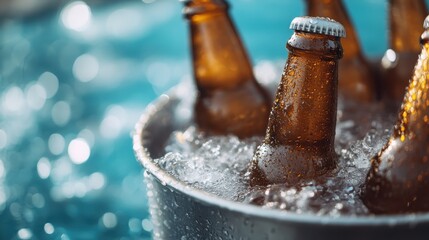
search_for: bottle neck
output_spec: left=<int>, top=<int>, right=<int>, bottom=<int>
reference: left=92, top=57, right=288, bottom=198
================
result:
left=389, top=0, right=427, bottom=52
left=184, top=0, right=256, bottom=90
left=395, top=41, right=429, bottom=140
left=266, top=32, right=342, bottom=146
left=183, top=0, right=228, bottom=17
left=306, top=0, right=361, bottom=59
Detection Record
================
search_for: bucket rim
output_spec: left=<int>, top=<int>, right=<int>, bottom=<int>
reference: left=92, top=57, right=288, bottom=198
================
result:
left=132, top=85, right=429, bottom=226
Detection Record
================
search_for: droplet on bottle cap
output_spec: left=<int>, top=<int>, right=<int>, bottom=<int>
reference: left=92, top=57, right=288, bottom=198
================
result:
left=290, top=16, right=346, bottom=38
left=424, top=15, right=429, bottom=29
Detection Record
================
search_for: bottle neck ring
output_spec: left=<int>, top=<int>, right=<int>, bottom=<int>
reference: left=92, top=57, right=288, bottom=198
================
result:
left=287, top=31, right=343, bottom=59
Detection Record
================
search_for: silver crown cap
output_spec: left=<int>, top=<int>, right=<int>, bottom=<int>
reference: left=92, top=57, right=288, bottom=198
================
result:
left=290, top=16, right=346, bottom=38
left=424, top=15, right=429, bottom=29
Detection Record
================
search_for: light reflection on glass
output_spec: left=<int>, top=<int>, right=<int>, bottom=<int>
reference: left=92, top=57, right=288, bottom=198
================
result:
left=68, top=138, right=91, bottom=164
left=386, top=49, right=397, bottom=62
left=60, top=1, right=92, bottom=32
left=381, top=48, right=398, bottom=69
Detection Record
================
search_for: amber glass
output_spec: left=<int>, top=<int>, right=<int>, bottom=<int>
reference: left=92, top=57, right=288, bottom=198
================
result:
left=183, top=0, right=270, bottom=138
left=362, top=33, right=429, bottom=214
left=249, top=31, right=343, bottom=186
left=382, top=0, right=427, bottom=104
left=306, top=0, right=376, bottom=103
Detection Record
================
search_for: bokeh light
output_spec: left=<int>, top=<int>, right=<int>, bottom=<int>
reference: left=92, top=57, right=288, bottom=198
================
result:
left=60, top=1, right=92, bottom=31
left=38, top=72, right=59, bottom=98
left=37, top=157, right=52, bottom=179
left=44, top=223, right=54, bottom=234
left=73, top=54, right=99, bottom=82
left=68, top=138, right=91, bottom=164
left=51, top=101, right=71, bottom=126
left=101, top=212, right=118, bottom=228
left=48, top=133, right=65, bottom=155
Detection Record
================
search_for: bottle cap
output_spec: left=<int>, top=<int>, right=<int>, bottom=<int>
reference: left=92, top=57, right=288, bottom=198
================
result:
left=424, top=15, right=429, bottom=29
left=290, top=16, right=346, bottom=38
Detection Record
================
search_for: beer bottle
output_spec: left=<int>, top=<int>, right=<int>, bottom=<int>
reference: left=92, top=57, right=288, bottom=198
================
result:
left=381, top=0, right=427, bottom=105
left=183, top=0, right=271, bottom=138
left=249, top=17, right=345, bottom=186
left=361, top=16, right=429, bottom=214
left=306, top=0, right=376, bottom=103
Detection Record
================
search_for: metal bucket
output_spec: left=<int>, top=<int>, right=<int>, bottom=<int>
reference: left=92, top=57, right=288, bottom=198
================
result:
left=133, top=85, right=429, bottom=240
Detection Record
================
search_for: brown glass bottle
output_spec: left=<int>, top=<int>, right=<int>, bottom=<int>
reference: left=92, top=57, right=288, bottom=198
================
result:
left=381, top=0, right=427, bottom=106
left=306, top=0, right=376, bottom=103
left=183, top=0, right=270, bottom=138
left=249, top=17, right=345, bottom=186
left=362, top=17, right=429, bottom=214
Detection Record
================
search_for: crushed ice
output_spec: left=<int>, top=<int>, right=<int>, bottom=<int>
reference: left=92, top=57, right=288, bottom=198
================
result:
left=155, top=104, right=395, bottom=216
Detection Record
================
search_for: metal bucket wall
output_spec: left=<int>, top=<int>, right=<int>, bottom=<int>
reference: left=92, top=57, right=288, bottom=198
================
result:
left=133, top=87, right=429, bottom=240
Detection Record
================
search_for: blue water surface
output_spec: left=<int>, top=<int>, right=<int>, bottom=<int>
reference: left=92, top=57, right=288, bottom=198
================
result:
left=0, top=0, right=420, bottom=239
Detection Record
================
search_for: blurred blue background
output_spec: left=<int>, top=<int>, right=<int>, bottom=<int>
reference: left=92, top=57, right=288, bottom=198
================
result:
left=0, top=0, right=424, bottom=239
